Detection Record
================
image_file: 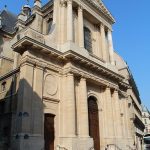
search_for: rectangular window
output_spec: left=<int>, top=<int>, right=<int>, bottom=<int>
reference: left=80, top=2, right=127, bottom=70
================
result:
left=84, top=27, right=92, bottom=52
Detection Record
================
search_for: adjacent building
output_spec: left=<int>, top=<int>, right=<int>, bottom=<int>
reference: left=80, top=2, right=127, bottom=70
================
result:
left=0, top=0, right=145, bottom=150
left=142, top=106, right=150, bottom=134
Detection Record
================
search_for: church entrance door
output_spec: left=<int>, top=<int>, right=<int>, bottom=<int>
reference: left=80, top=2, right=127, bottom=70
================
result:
left=44, top=114, right=55, bottom=150
left=88, top=96, right=100, bottom=150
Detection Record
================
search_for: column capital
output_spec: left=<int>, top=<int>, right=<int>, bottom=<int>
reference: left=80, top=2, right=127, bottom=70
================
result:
left=60, top=0, right=66, bottom=7
left=78, top=5, right=83, bottom=11
left=113, top=89, right=119, bottom=97
left=80, top=77, right=86, bottom=81
left=107, top=28, right=113, bottom=34
left=114, top=88, right=119, bottom=93
left=105, top=86, right=111, bottom=92
left=67, top=73, right=74, bottom=77
left=35, top=62, right=46, bottom=70
left=100, top=22, right=105, bottom=28
left=67, top=0, right=72, bottom=4
left=107, top=27, right=113, bottom=32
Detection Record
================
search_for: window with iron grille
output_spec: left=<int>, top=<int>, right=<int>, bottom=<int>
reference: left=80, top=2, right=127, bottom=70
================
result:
left=84, top=27, right=92, bottom=52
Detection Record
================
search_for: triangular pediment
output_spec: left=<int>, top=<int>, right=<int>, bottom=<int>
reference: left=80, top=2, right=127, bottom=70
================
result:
left=85, top=0, right=115, bottom=23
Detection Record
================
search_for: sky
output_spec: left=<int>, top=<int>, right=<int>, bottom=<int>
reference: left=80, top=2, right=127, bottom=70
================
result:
left=0, top=0, right=150, bottom=109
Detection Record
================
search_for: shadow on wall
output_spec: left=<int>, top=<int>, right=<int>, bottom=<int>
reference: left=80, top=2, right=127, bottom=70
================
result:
left=0, top=73, right=18, bottom=149
left=0, top=74, right=46, bottom=150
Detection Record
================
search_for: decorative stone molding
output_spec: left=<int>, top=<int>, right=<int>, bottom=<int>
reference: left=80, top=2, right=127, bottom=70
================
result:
left=63, top=66, right=119, bottom=90
left=12, top=35, right=129, bottom=90
left=78, top=5, right=83, bottom=11
left=60, top=0, right=66, bottom=7
left=83, top=0, right=115, bottom=24
left=67, top=0, right=72, bottom=4
left=24, top=28, right=45, bottom=43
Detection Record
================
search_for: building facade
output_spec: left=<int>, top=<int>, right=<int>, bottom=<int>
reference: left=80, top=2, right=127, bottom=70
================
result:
left=142, top=106, right=150, bottom=135
left=0, top=0, right=145, bottom=150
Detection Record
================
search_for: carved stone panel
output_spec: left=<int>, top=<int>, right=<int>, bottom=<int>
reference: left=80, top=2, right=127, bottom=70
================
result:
left=44, top=74, right=58, bottom=97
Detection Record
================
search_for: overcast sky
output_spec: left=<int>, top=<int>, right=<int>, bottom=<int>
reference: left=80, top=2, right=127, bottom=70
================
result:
left=0, top=0, right=150, bottom=110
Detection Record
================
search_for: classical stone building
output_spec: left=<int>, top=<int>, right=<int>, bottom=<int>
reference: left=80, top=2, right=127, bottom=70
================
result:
left=142, top=106, right=150, bottom=134
left=0, top=0, right=145, bottom=150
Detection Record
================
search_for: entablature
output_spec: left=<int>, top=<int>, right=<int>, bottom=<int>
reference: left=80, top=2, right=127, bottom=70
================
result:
left=73, top=0, right=113, bottom=30
left=12, top=35, right=127, bottom=91
left=82, top=0, right=115, bottom=24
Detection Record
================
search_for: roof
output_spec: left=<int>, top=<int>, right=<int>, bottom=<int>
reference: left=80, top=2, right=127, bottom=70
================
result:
left=142, top=105, right=150, bottom=113
left=0, top=10, right=17, bottom=34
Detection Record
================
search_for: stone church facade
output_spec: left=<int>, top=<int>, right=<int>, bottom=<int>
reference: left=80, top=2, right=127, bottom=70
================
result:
left=0, top=0, right=145, bottom=150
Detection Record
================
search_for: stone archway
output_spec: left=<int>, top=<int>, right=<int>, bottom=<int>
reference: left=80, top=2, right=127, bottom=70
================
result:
left=88, top=96, right=100, bottom=150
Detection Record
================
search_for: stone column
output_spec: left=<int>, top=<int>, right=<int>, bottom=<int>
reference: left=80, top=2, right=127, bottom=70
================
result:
left=67, top=0, right=73, bottom=42
left=107, top=29, right=115, bottom=65
left=66, top=73, right=76, bottom=136
left=78, top=5, right=84, bottom=48
left=60, top=0, right=66, bottom=44
left=100, top=23, right=107, bottom=62
left=97, top=25, right=103, bottom=59
left=78, top=78, right=89, bottom=137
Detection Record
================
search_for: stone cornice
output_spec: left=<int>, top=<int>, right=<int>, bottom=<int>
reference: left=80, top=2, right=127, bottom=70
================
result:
left=82, top=0, right=115, bottom=24
left=119, top=81, right=131, bottom=90
left=41, top=0, right=54, bottom=12
left=63, top=50, right=124, bottom=82
left=0, top=68, right=20, bottom=81
left=12, top=36, right=127, bottom=89
left=63, top=65, right=119, bottom=89
left=118, top=89, right=128, bottom=98
left=19, top=54, right=62, bottom=74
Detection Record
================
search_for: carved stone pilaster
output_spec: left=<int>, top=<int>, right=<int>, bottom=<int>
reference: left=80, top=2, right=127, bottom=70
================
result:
left=67, top=0, right=73, bottom=41
left=78, top=5, right=84, bottom=48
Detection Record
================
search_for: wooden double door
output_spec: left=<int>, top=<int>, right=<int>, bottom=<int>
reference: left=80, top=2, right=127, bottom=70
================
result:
left=88, top=96, right=100, bottom=150
left=44, top=114, right=55, bottom=150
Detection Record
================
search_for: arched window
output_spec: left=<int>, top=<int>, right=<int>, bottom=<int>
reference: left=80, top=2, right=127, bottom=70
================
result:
left=84, top=27, right=92, bottom=52
left=88, top=96, right=100, bottom=150
left=47, top=18, right=53, bottom=34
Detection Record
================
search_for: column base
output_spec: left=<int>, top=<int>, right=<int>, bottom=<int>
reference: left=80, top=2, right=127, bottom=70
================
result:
left=11, top=134, right=44, bottom=150
left=58, top=137, right=94, bottom=150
